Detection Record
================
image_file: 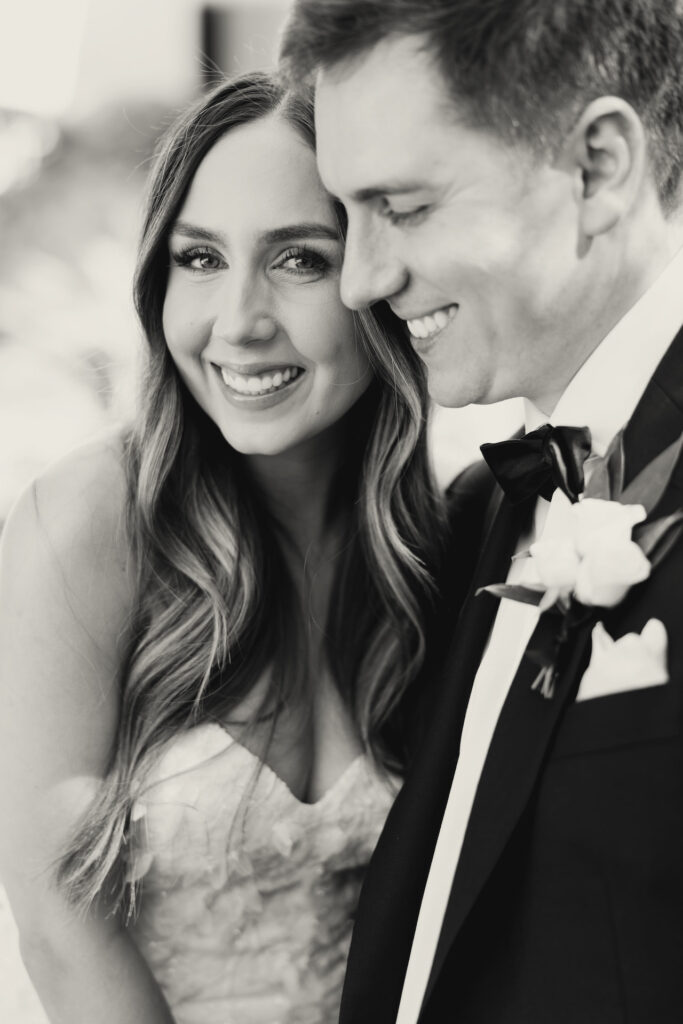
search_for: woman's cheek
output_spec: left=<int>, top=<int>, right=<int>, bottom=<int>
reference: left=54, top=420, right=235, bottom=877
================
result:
left=163, top=281, right=206, bottom=356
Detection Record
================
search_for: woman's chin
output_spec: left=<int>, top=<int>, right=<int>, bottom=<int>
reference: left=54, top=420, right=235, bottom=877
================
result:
left=215, top=419, right=319, bottom=459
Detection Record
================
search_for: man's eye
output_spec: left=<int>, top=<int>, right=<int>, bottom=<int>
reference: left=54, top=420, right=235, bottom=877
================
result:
left=171, top=247, right=224, bottom=272
left=379, top=202, right=429, bottom=226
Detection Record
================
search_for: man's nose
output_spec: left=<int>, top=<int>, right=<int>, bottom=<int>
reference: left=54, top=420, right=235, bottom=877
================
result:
left=212, top=276, right=278, bottom=347
left=340, top=217, right=407, bottom=311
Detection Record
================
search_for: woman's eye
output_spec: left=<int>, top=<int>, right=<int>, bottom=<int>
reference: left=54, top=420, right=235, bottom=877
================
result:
left=275, top=248, right=330, bottom=279
left=171, top=247, right=224, bottom=272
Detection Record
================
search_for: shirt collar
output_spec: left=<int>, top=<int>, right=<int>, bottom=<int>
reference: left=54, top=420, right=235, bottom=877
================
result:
left=524, top=244, right=683, bottom=456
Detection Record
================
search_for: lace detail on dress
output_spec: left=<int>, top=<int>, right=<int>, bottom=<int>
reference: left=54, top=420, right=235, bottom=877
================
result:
left=127, top=724, right=400, bottom=1024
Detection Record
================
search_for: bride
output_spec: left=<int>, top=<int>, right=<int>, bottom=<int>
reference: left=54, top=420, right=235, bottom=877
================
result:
left=0, top=72, right=444, bottom=1023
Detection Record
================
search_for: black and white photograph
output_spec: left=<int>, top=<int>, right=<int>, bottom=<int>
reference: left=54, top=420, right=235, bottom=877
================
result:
left=1, top=1, right=682, bottom=1022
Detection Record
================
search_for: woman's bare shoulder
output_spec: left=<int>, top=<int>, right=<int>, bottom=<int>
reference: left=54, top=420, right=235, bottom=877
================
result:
left=1, top=430, right=135, bottom=624
left=31, top=430, right=129, bottom=539
left=0, top=434, right=139, bottom=903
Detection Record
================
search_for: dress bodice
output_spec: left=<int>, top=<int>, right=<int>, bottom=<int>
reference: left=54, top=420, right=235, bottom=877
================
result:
left=127, top=724, right=400, bottom=1024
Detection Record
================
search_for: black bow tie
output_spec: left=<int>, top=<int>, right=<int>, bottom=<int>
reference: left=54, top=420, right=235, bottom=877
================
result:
left=480, top=423, right=592, bottom=505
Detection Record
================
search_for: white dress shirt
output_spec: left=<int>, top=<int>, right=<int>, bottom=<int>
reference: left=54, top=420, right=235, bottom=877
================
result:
left=396, top=244, right=683, bottom=1024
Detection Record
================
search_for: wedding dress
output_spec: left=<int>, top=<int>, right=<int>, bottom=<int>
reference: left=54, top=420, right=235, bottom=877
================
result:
left=127, top=723, right=399, bottom=1024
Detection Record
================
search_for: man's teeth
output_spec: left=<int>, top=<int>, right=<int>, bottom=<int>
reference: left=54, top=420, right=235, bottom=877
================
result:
left=407, top=304, right=458, bottom=339
left=220, top=365, right=302, bottom=396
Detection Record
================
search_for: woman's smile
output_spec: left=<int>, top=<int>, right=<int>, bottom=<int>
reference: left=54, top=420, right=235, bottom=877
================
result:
left=213, top=361, right=307, bottom=407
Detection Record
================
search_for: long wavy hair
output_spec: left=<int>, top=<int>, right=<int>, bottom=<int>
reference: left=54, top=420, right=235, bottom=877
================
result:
left=57, top=71, right=445, bottom=914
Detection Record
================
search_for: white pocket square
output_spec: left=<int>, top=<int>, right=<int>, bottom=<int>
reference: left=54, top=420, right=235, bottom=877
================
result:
left=576, top=619, right=669, bottom=702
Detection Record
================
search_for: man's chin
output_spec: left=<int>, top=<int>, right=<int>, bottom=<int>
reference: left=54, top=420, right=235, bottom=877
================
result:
left=426, top=375, right=484, bottom=409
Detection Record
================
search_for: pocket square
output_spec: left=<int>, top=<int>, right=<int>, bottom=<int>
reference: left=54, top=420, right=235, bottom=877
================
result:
left=576, top=619, right=669, bottom=702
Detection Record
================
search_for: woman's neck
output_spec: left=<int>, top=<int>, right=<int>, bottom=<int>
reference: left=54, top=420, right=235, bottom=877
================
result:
left=245, top=421, right=352, bottom=557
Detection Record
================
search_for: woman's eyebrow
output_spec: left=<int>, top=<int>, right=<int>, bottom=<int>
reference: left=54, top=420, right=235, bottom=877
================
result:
left=169, top=221, right=340, bottom=246
left=170, top=221, right=226, bottom=244
left=261, top=223, right=340, bottom=244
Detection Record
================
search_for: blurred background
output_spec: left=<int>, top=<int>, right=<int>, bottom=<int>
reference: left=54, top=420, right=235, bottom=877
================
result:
left=0, top=1, right=520, bottom=1019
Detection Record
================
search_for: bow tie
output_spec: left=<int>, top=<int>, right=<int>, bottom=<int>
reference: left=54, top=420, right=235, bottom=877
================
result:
left=480, top=423, right=592, bottom=505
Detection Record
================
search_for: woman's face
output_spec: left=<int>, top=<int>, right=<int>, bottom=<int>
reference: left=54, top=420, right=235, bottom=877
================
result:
left=162, top=113, right=372, bottom=457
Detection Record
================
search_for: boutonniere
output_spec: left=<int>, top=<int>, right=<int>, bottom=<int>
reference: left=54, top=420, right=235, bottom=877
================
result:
left=479, top=431, right=683, bottom=698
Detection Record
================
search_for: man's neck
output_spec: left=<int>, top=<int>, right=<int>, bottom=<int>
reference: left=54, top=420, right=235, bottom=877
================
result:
left=531, top=225, right=683, bottom=417
left=525, top=238, right=683, bottom=455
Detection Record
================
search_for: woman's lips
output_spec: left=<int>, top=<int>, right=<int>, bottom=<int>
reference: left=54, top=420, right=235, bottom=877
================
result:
left=213, top=363, right=307, bottom=407
left=219, top=364, right=304, bottom=397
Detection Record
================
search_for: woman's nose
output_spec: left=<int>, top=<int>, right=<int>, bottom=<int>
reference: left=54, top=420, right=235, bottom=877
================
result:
left=212, top=277, right=278, bottom=347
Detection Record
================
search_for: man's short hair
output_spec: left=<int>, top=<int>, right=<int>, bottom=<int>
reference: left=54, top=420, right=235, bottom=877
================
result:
left=280, top=0, right=683, bottom=212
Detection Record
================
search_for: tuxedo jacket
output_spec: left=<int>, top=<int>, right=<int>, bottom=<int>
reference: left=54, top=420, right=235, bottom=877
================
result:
left=341, top=325, right=683, bottom=1024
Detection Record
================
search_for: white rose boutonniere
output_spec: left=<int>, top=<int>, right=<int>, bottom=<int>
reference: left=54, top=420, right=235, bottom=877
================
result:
left=480, top=430, right=683, bottom=698
left=529, top=499, right=651, bottom=610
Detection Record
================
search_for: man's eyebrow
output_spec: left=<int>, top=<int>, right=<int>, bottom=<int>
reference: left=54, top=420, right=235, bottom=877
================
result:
left=169, top=220, right=340, bottom=245
left=349, top=183, right=426, bottom=203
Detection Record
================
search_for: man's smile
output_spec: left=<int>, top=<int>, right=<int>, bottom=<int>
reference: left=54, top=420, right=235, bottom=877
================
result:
left=404, top=304, right=458, bottom=340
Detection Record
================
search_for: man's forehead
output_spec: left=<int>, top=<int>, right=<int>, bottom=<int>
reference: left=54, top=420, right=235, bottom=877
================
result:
left=315, top=34, right=442, bottom=124
left=314, top=37, right=453, bottom=197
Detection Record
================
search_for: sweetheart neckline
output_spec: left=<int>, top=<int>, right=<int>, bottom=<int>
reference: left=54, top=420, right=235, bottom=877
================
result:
left=204, top=722, right=370, bottom=809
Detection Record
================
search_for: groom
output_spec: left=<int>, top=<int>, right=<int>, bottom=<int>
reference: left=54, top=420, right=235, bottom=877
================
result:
left=281, top=1, right=683, bottom=1021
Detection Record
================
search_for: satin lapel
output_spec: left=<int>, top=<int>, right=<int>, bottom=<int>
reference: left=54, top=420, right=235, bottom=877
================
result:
left=340, top=488, right=528, bottom=1024
left=401, top=486, right=529, bottom=826
left=422, top=488, right=533, bottom=779
left=622, top=323, right=683, bottom=511
left=422, top=610, right=593, bottom=1012
left=421, top=323, right=683, bottom=1012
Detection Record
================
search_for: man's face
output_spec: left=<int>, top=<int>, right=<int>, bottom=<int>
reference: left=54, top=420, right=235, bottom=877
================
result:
left=315, top=35, right=594, bottom=412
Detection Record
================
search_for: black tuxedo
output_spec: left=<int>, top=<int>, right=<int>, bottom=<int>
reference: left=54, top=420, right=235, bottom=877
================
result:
left=340, top=326, right=683, bottom=1024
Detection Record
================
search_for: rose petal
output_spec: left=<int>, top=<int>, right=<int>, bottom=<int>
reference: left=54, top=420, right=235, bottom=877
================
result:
left=574, top=539, right=651, bottom=607
left=573, top=499, right=647, bottom=556
left=529, top=539, right=580, bottom=590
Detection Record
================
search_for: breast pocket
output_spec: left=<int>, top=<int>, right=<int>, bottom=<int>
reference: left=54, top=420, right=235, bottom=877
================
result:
left=550, top=677, right=681, bottom=759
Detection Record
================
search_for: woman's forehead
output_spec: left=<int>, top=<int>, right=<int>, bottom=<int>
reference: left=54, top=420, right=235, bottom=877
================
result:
left=178, top=116, right=337, bottom=237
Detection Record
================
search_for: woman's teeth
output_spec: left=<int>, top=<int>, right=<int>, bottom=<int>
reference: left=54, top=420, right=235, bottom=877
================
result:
left=220, top=365, right=303, bottom=396
left=407, top=304, right=458, bottom=340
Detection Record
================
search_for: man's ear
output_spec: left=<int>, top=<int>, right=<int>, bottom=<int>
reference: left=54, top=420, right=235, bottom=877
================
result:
left=566, top=97, right=647, bottom=237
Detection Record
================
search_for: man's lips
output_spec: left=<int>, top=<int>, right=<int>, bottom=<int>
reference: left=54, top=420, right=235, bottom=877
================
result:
left=403, top=304, right=459, bottom=340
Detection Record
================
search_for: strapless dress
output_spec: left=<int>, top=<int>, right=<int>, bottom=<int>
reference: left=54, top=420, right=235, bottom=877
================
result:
left=126, top=723, right=400, bottom=1024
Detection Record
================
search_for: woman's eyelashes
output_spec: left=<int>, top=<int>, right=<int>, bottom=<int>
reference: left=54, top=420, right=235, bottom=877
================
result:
left=171, top=246, right=225, bottom=272
left=272, top=247, right=331, bottom=280
left=170, top=244, right=333, bottom=281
